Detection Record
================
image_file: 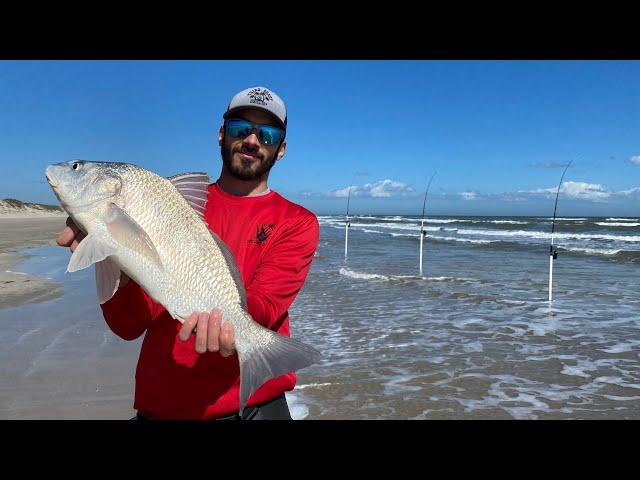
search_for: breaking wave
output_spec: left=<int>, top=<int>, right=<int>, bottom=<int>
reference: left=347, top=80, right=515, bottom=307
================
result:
left=338, top=268, right=477, bottom=283
left=595, top=222, right=640, bottom=227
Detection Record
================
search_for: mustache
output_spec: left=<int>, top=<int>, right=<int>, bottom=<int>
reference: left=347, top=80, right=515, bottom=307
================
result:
left=235, top=146, right=262, bottom=159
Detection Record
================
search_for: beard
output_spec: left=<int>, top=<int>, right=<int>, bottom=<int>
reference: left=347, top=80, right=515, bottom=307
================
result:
left=221, top=143, right=277, bottom=181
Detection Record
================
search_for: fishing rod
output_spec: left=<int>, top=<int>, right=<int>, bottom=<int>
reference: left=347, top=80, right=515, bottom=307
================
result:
left=344, top=174, right=356, bottom=259
left=419, top=172, right=437, bottom=276
left=548, top=160, right=573, bottom=303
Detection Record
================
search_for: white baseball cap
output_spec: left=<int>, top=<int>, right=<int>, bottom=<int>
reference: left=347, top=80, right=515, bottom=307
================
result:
left=223, top=86, right=287, bottom=130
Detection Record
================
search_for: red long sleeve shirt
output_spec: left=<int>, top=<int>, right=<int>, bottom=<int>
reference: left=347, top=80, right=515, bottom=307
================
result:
left=100, top=182, right=319, bottom=419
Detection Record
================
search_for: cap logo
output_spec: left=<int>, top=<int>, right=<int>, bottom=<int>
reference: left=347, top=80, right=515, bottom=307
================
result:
left=247, top=88, right=273, bottom=106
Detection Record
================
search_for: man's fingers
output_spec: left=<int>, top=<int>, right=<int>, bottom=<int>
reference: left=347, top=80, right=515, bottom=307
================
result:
left=195, top=312, right=209, bottom=353
left=70, top=238, right=82, bottom=253
left=179, top=312, right=199, bottom=341
left=178, top=310, right=234, bottom=357
left=57, top=217, right=86, bottom=249
left=56, top=226, right=76, bottom=247
left=207, top=309, right=221, bottom=352
left=219, top=321, right=235, bottom=357
left=60, top=217, right=81, bottom=247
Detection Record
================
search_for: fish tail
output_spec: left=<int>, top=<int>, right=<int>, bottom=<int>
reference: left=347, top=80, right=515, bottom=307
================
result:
left=236, top=316, right=322, bottom=416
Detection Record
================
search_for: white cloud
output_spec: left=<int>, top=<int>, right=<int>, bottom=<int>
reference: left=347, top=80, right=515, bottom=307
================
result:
left=617, top=187, right=640, bottom=198
left=560, top=181, right=610, bottom=201
left=331, top=186, right=357, bottom=198
left=310, top=180, right=637, bottom=204
left=630, top=156, right=640, bottom=165
left=526, top=187, right=555, bottom=196
left=329, top=179, right=415, bottom=198
left=369, top=180, right=415, bottom=197
left=527, top=182, right=609, bottom=202
left=524, top=181, right=634, bottom=203
left=459, top=191, right=478, bottom=201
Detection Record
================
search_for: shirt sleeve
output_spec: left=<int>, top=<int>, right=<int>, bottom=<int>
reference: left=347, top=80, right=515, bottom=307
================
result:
left=245, top=213, right=319, bottom=330
left=100, top=279, right=160, bottom=340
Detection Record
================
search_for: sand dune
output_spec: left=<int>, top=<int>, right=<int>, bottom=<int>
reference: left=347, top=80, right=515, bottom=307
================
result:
left=0, top=199, right=65, bottom=218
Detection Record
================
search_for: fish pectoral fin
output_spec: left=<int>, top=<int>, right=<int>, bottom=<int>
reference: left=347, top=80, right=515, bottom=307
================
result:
left=95, top=257, right=121, bottom=304
left=105, top=203, right=163, bottom=270
left=67, top=233, right=117, bottom=273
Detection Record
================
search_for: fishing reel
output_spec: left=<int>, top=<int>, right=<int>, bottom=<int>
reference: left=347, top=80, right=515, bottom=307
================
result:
left=421, top=229, right=427, bottom=237
left=549, top=245, right=558, bottom=259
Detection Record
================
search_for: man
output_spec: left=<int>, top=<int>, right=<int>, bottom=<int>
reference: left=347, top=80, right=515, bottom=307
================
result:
left=56, top=86, right=320, bottom=420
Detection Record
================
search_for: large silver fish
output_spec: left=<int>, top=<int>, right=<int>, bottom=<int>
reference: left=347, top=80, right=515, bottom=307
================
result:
left=45, top=160, right=321, bottom=413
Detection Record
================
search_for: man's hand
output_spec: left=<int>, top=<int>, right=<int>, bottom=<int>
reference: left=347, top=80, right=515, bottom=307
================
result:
left=178, top=308, right=235, bottom=356
left=56, top=216, right=130, bottom=288
left=56, top=216, right=86, bottom=252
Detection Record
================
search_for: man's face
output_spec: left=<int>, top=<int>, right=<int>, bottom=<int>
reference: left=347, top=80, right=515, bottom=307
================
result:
left=218, top=108, right=287, bottom=181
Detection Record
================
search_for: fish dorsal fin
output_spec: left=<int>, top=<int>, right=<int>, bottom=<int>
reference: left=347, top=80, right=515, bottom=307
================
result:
left=208, top=228, right=247, bottom=311
left=168, top=172, right=210, bottom=218
left=105, top=203, right=163, bottom=270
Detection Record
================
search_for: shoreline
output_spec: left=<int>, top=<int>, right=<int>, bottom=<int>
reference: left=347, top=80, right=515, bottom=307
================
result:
left=0, top=216, right=68, bottom=310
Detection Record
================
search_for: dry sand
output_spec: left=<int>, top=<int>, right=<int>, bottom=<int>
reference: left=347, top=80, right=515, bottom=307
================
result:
left=0, top=216, right=67, bottom=310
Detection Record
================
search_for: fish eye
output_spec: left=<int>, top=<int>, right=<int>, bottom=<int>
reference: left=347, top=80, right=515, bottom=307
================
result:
left=72, top=162, right=81, bottom=171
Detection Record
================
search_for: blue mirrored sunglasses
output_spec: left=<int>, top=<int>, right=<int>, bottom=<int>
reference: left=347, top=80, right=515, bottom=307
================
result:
left=225, top=118, right=285, bottom=146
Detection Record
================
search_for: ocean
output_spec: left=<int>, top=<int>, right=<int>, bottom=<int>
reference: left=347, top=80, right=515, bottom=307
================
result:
left=1, top=215, right=639, bottom=419
left=287, top=215, right=640, bottom=419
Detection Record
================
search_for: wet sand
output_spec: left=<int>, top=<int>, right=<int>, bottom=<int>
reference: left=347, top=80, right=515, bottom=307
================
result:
left=0, top=244, right=306, bottom=420
left=0, top=216, right=67, bottom=310
left=0, top=237, right=143, bottom=419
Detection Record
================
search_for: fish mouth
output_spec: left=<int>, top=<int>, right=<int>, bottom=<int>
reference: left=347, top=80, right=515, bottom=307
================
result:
left=45, top=168, right=59, bottom=189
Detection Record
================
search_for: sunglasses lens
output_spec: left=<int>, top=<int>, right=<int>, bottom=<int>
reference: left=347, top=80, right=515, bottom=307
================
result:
left=259, top=126, right=283, bottom=145
left=227, top=119, right=252, bottom=138
left=227, top=119, right=283, bottom=145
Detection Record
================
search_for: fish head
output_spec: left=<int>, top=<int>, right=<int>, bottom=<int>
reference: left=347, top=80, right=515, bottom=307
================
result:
left=45, top=160, right=124, bottom=216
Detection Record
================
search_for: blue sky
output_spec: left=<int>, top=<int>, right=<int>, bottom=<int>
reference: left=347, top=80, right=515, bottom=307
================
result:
left=1, top=60, right=638, bottom=216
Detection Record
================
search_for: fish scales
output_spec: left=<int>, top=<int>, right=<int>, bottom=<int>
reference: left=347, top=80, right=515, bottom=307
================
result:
left=115, top=166, right=239, bottom=316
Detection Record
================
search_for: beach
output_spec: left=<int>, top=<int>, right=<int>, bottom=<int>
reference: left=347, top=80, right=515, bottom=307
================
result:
left=0, top=215, right=136, bottom=419
left=0, top=215, right=136, bottom=420
left=0, top=214, right=306, bottom=419
left=1, top=214, right=638, bottom=419
left=0, top=214, right=143, bottom=418
left=0, top=216, right=67, bottom=310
